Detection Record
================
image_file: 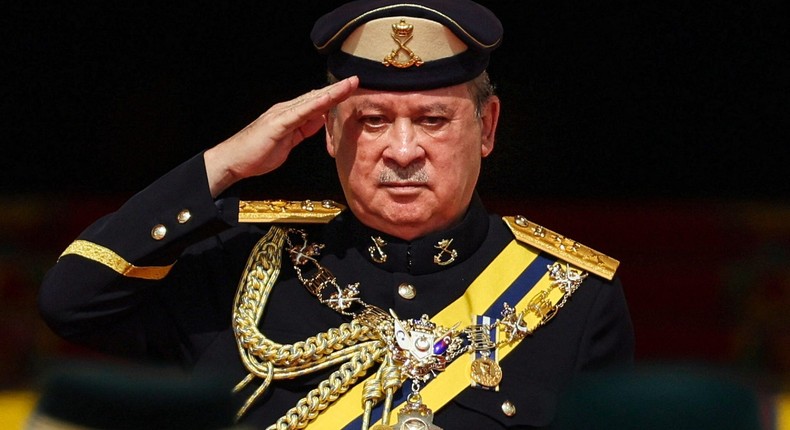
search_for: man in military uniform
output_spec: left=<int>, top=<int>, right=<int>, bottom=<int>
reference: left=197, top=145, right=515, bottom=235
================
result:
left=38, top=1, right=634, bottom=428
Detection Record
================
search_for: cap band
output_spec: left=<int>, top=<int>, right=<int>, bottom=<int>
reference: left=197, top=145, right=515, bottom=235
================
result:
left=329, top=49, right=488, bottom=91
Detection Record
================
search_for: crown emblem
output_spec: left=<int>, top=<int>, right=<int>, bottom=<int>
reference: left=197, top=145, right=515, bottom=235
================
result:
left=383, top=19, right=423, bottom=68
left=392, top=19, right=413, bottom=37
left=410, top=314, right=437, bottom=334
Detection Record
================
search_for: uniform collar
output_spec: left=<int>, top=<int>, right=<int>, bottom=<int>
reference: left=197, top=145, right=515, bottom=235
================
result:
left=333, top=194, right=490, bottom=275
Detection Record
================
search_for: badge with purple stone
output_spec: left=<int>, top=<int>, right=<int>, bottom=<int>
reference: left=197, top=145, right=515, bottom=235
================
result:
left=383, top=311, right=463, bottom=428
left=388, top=311, right=462, bottom=382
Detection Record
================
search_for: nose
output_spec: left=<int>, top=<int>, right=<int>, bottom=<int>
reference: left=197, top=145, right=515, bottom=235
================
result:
left=383, top=119, right=425, bottom=167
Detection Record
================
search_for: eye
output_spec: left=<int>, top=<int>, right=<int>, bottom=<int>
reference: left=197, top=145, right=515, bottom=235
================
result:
left=360, top=115, right=388, bottom=130
left=419, top=116, right=448, bottom=129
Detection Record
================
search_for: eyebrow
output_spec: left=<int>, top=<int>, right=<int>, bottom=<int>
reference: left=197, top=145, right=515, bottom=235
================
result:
left=355, top=99, right=453, bottom=115
left=419, top=103, right=452, bottom=116
left=355, top=100, right=388, bottom=112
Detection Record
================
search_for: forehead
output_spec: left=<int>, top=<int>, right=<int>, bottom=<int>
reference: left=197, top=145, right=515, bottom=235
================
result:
left=340, top=83, right=474, bottom=111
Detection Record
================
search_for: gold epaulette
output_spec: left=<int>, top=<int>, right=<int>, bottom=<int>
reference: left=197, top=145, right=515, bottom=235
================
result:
left=503, top=215, right=619, bottom=280
left=238, top=199, right=345, bottom=224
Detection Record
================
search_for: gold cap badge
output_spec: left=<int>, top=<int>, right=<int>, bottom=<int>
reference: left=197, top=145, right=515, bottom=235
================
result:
left=383, top=19, right=423, bottom=68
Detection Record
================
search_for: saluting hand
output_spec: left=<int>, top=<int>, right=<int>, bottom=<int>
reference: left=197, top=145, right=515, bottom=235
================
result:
left=203, top=76, right=359, bottom=197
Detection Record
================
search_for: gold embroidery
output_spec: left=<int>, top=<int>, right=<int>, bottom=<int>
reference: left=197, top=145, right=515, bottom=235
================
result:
left=503, top=216, right=619, bottom=280
left=59, top=240, right=175, bottom=280
left=238, top=199, right=344, bottom=223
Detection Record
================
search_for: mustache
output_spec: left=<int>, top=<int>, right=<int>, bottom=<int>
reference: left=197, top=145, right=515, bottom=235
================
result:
left=378, top=163, right=428, bottom=184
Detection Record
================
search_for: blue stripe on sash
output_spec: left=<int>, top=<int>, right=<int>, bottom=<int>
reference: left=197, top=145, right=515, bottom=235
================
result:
left=483, top=254, right=554, bottom=318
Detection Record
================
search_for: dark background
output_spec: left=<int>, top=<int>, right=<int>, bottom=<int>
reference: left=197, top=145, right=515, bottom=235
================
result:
left=1, top=0, right=789, bottom=421
left=3, top=0, right=788, bottom=200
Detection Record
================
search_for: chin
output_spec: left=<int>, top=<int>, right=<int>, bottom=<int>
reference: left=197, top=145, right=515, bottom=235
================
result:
left=380, top=211, right=427, bottom=228
left=357, top=205, right=429, bottom=234
left=351, top=193, right=446, bottom=232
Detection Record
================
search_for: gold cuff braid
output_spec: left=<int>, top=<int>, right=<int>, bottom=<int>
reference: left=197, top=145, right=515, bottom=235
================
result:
left=59, top=240, right=175, bottom=280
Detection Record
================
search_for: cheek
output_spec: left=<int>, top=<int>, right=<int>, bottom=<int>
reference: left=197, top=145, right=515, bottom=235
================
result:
left=335, top=141, right=381, bottom=193
left=338, top=143, right=371, bottom=174
left=436, top=144, right=481, bottom=178
left=433, top=148, right=482, bottom=202
left=333, top=145, right=353, bottom=175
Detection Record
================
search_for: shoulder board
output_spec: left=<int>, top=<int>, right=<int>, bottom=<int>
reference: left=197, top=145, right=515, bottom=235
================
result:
left=238, top=199, right=345, bottom=224
left=503, top=215, right=619, bottom=280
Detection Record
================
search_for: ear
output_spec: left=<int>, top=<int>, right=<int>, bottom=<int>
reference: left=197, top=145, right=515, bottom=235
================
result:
left=324, top=112, right=337, bottom=158
left=479, top=96, right=500, bottom=158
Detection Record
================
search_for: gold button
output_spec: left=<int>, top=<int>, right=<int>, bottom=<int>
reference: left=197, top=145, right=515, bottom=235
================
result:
left=151, top=224, right=167, bottom=240
left=176, top=209, right=192, bottom=224
left=397, top=283, right=416, bottom=300
left=502, top=400, right=516, bottom=417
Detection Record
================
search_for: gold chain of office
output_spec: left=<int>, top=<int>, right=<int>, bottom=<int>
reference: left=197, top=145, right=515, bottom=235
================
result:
left=231, top=225, right=587, bottom=429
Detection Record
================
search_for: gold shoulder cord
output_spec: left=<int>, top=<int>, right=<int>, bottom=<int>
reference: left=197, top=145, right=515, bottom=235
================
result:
left=232, top=226, right=384, bottom=428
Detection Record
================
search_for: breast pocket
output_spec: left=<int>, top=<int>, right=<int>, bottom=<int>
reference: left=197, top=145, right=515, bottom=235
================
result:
left=447, top=373, right=560, bottom=429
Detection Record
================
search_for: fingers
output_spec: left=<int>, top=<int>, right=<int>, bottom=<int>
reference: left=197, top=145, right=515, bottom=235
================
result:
left=278, top=76, right=359, bottom=131
left=204, top=76, right=359, bottom=196
left=260, top=76, right=358, bottom=149
left=297, top=75, right=359, bottom=107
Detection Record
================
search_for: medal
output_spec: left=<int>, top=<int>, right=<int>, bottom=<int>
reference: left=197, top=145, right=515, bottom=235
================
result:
left=467, top=315, right=502, bottom=390
left=470, top=356, right=503, bottom=388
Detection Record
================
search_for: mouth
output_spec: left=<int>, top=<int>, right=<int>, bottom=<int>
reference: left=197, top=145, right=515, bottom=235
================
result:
left=380, top=181, right=427, bottom=195
left=382, top=179, right=426, bottom=186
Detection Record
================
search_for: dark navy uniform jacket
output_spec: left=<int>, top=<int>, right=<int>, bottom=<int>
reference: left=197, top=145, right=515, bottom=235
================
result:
left=38, top=153, right=634, bottom=429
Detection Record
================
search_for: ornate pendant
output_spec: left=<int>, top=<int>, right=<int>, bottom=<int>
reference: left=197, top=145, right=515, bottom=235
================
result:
left=392, top=392, right=443, bottom=430
left=369, top=313, right=460, bottom=430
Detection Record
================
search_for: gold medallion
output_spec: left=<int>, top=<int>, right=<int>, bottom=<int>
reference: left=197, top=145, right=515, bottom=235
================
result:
left=470, top=357, right=503, bottom=387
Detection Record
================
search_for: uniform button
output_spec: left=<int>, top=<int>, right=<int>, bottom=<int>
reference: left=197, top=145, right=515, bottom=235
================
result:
left=397, top=283, right=416, bottom=300
left=176, top=209, right=192, bottom=224
left=151, top=224, right=167, bottom=240
left=501, top=400, right=516, bottom=417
